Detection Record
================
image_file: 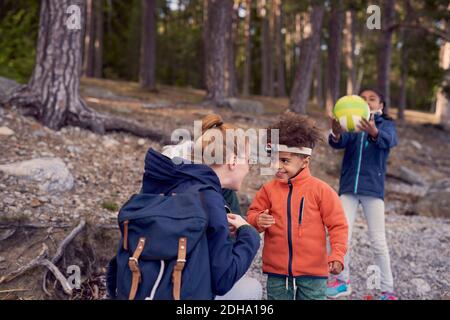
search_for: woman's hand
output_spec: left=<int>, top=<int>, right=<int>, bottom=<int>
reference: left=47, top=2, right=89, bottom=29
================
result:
left=257, top=209, right=275, bottom=230
left=227, top=213, right=249, bottom=236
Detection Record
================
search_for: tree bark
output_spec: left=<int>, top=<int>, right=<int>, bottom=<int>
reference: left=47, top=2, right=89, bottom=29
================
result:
left=93, top=0, right=103, bottom=78
left=204, top=0, right=235, bottom=105
left=139, top=0, right=157, bottom=90
left=313, top=52, right=324, bottom=107
left=377, top=0, right=396, bottom=114
left=343, top=9, right=357, bottom=95
left=326, top=0, right=344, bottom=116
left=3, top=0, right=165, bottom=142
left=259, top=0, right=273, bottom=96
left=242, top=0, right=252, bottom=96
left=83, top=0, right=95, bottom=77
left=83, top=0, right=103, bottom=78
left=289, top=5, right=325, bottom=114
left=398, top=0, right=414, bottom=121
left=274, top=0, right=286, bottom=97
left=436, top=8, right=450, bottom=128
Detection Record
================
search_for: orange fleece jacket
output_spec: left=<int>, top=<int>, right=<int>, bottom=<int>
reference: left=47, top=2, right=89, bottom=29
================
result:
left=247, top=167, right=348, bottom=278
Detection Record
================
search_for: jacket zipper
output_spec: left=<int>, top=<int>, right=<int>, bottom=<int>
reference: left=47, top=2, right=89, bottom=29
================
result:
left=298, top=197, right=304, bottom=225
left=354, top=132, right=365, bottom=194
left=287, top=179, right=294, bottom=277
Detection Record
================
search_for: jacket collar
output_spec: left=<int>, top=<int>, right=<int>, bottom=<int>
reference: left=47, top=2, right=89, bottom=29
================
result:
left=277, top=166, right=312, bottom=185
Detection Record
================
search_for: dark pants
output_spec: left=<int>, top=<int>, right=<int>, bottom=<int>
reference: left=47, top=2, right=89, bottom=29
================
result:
left=267, top=275, right=327, bottom=300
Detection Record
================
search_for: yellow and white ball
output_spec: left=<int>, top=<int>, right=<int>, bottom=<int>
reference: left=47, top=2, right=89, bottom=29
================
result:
left=333, top=95, right=370, bottom=132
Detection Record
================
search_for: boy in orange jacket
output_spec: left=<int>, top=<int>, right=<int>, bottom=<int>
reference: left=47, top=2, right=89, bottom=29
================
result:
left=247, top=112, right=348, bottom=300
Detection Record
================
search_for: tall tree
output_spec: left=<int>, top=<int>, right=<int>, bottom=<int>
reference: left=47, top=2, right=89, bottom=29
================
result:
left=274, top=0, right=287, bottom=97
left=377, top=0, right=396, bottom=113
left=290, top=4, right=325, bottom=114
left=242, top=0, right=252, bottom=96
left=398, top=0, right=414, bottom=121
left=83, top=0, right=103, bottom=78
left=436, top=5, right=450, bottom=128
left=204, top=0, right=235, bottom=104
left=4, top=0, right=163, bottom=140
left=343, top=9, right=357, bottom=95
left=139, top=0, right=156, bottom=90
left=326, top=0, right=344, bottom=116
left=259, top=0, right=274, bottom=96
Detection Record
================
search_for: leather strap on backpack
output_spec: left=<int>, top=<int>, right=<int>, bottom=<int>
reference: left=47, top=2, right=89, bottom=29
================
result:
left=128, top=237, right=146, bottom=300
left=172, top=237, right=187, bottom=300
left=123, top=220, right=129, bottom=250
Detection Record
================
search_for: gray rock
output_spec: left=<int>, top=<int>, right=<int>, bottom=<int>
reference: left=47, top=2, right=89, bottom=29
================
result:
left=413, top=179, right=450, bottom=218
left=3, top=197, right=15, bottom=205
left=409, top=140, right=422, bottom=150
left=0, top=256, right=5, bottom=263
left=399, top=166, right=427, bottom=186
left=102, top=137, right=119, bottom=149
left=0, top=157, right=74, bottom=193
left=411, top=278, right=431, bottom=294
left=224, top=98, right=264, bottom=115
left=385, top=182, right=428, bottom=198
left=142, top=100, right=172, bottom=109
left=0, top=76, right=19, bottom=98
left=0, top=126, right=14, bottom=136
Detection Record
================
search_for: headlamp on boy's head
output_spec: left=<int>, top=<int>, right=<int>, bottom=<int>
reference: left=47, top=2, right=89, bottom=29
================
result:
left=266, top=143, right=312, bottom=156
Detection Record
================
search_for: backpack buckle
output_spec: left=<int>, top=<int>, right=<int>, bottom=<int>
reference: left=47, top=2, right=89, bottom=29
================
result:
left=128, top=257, right=140, bottom=272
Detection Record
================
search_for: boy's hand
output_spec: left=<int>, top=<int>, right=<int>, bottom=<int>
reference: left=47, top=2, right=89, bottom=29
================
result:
left=328, top=261, right=343, bottom=275
left=257, top=209, right=275, bottom=230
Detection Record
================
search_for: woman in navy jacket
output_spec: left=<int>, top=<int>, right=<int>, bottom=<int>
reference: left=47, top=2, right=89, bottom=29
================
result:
left=326, top=89, right=398, bottom=300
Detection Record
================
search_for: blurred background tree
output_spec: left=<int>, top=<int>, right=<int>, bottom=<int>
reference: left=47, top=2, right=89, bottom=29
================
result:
left=0, top=0, right=449, bottom=120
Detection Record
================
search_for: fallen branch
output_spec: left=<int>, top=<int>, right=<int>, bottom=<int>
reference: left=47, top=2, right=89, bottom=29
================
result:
left=0, top=244, right=48, bottom=284
left=0, top=222, right=72, bottom=229
left=0, top=289, right=31, bottom=294
left=42, top=219, right=86, bottom=296
left=0, top=243, right=74, bottom=296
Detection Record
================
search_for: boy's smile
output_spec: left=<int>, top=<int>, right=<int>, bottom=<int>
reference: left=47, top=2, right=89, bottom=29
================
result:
left=271, top=151, right=310, bottom=180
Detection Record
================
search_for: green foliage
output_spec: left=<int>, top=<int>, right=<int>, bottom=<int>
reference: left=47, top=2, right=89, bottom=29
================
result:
left=0, top=0, right=39, bottom=83
left=101, top=201, right=119, bottom=212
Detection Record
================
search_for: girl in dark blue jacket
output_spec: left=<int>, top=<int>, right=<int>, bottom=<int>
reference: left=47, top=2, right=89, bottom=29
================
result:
left=326, top=89, right=398, bottom=300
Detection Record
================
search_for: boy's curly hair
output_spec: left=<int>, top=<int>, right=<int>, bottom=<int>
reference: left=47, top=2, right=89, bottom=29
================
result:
left=269, top=111, right=323, bottom=150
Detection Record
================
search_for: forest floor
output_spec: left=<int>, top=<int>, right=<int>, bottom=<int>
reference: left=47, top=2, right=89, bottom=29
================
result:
left=0, top=77, right=449, bottom=300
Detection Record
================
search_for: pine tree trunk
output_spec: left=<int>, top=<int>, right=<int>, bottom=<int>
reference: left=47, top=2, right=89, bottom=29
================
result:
left=377, top=0, right=396, bottom=113
left=274, top=0, right=286, bottom=97
left=313, top=53, right=324, bottom=107
left=289, top=5, right=325, bottom=114
left=4, top=0, right=165, bottom=141
left=93, top=0, right=103, bottom=78
left=398, top=0, right=414, bottom=121
left=230, top=0, right=239, bottom=96
left=204, top=0, right=235, bottom=104
left=260, top=0, right=273, bottom=96
left=436, top=13, right=450, bottom=128
left=242, top=0, right=252, bottom=96
left=344, top=9, right=357, bottom=95
left=326, top=0, right=344, bottom=116
left=83, top=0, right=95, bottom=77
left=139, top=0, right=156, bottom=90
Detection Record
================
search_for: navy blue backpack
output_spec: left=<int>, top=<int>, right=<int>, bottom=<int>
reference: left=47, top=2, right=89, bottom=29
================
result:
left=106, top=185, right=210, bottom=300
